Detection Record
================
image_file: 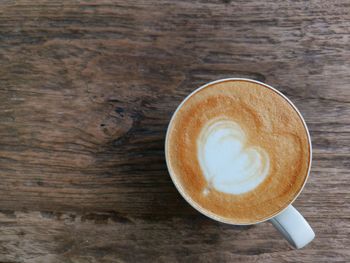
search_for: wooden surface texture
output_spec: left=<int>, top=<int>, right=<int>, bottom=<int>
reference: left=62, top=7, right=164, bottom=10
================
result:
left=0, top=0, right=349, bottom=262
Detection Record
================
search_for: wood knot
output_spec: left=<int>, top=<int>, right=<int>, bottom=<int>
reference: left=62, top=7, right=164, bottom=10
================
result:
left=99, top=107, right=134, bottom=142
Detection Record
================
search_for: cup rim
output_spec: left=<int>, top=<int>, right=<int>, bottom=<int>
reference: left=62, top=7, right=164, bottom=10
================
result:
left=165, top=78, right=312, bottom=225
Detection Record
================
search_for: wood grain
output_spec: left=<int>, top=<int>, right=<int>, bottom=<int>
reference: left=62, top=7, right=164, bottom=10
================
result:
left=0, top=0, right=349, bottom=262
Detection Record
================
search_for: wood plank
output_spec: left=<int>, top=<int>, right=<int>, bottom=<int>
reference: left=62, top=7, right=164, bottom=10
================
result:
left=0, top=211, right=349, bottom=262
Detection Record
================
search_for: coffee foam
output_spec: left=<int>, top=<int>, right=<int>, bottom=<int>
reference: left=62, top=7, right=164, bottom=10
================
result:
left=198, top=119, right=270, bottom=195
left=166, top=79, right=310, bottom=224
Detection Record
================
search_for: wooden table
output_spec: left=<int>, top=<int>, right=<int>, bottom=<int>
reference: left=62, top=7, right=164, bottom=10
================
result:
left=0, top=1, right=349, bottom=262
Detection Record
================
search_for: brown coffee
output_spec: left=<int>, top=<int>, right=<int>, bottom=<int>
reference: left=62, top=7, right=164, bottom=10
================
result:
left=166, top=79, right=311, bottom=224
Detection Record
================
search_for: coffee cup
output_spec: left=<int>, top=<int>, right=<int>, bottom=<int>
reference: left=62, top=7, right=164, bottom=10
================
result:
left=165, top=78, right=315, bottom=248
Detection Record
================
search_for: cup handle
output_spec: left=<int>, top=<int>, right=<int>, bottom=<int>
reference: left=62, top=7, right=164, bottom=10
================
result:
left=269, top=205, right=315, bottom=249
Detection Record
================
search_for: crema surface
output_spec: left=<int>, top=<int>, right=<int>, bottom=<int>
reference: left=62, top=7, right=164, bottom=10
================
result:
left=166, top=79, right=310, bottom=224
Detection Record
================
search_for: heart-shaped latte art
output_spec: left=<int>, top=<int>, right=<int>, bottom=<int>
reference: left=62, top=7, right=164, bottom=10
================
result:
left=197, top=119, right=270, bottom=195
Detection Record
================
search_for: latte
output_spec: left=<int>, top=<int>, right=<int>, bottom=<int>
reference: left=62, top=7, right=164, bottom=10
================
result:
left=165, top=79, right=311, bottom=224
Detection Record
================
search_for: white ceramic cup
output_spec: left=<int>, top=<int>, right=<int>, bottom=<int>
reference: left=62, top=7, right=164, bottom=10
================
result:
left=165, top=78, right=315, bottom=249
